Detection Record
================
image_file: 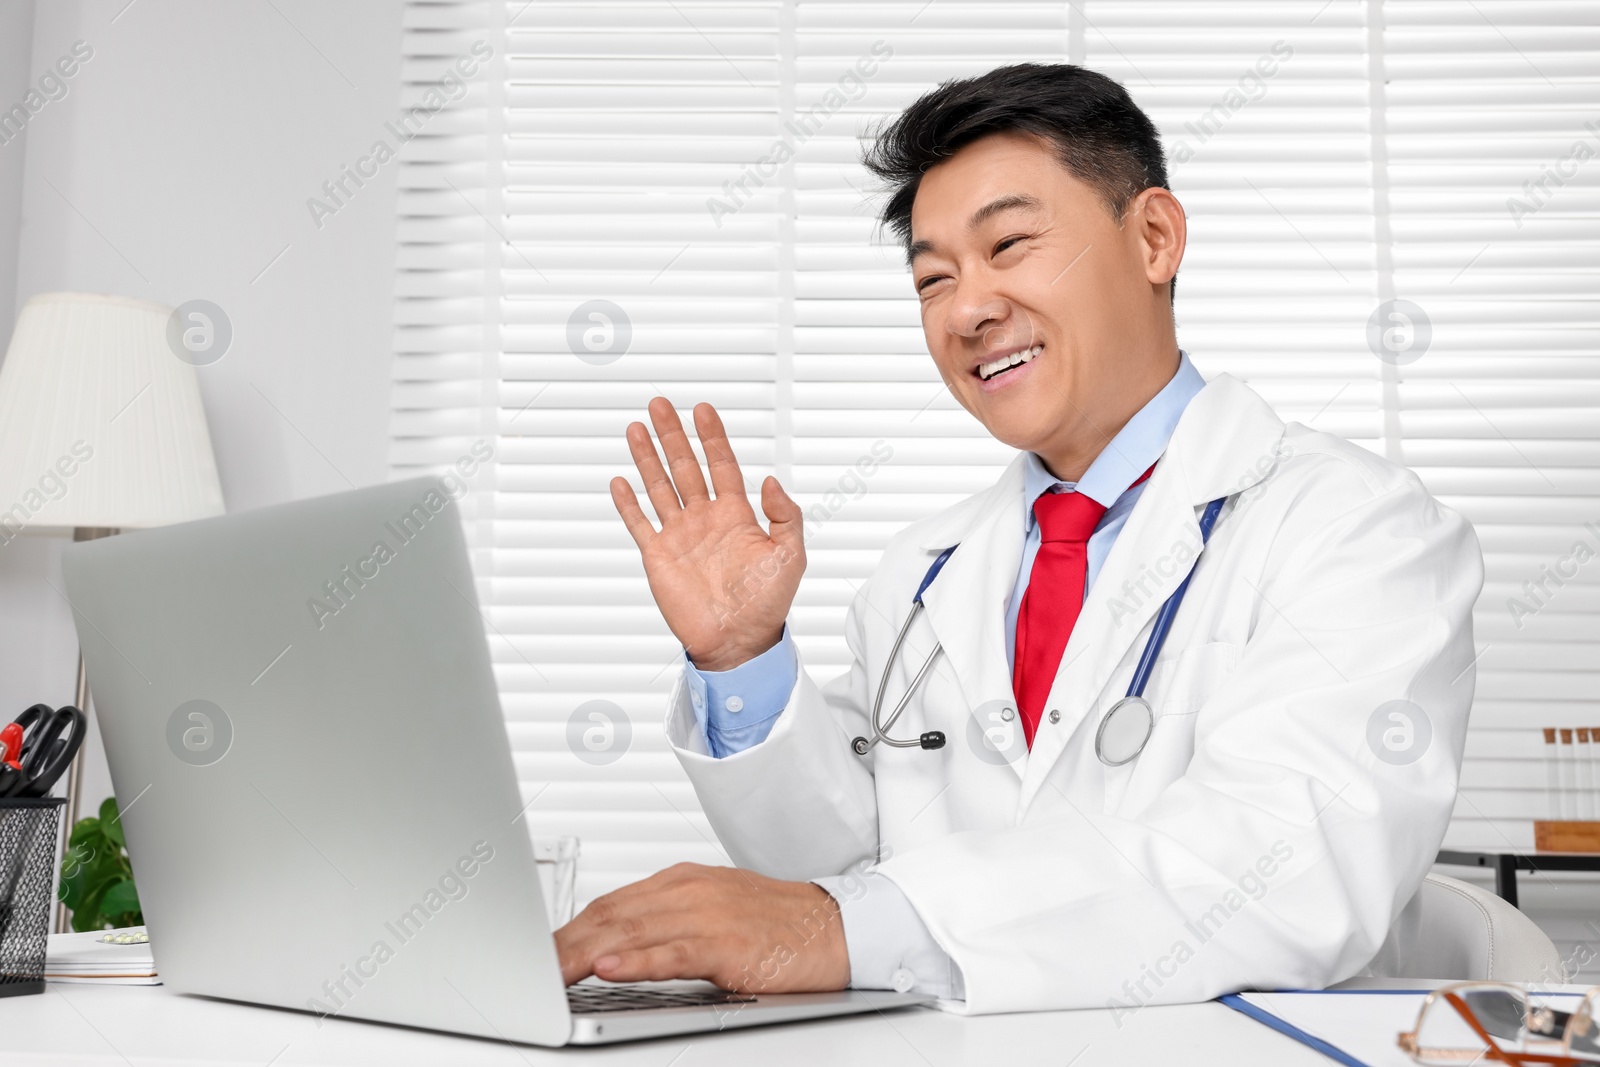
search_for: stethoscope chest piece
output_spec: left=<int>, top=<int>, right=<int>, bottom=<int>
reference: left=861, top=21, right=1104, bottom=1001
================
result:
left=1095, top=695, right=1154, bottom=767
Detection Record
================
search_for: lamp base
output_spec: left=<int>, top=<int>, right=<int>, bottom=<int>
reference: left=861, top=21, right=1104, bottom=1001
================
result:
left=54, top=526, right=116, bottom=934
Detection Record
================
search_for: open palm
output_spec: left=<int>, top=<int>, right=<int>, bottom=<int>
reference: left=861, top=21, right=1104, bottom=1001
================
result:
left=611, top=398, right=805, bottom=673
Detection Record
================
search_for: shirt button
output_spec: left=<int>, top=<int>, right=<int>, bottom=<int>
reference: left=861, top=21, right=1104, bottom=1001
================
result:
left=724, top=695, right=744, bottom=713
left=1001, top=707, right=1015, bottom=722
left=1049, top=709, right=1061, bottom=724
left=691, top=692, right=704, bottom=711
left=890, top=968, right=915, bottom=993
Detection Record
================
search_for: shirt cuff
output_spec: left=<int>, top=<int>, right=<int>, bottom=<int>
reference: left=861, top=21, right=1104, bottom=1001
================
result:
left=683, top=626, right=797, bottom=758
left=812, top=869, right=965, bottom=1001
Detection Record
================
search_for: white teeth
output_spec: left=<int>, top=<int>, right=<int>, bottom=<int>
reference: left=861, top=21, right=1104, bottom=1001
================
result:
left=978, top=344, right=1043, bottom=381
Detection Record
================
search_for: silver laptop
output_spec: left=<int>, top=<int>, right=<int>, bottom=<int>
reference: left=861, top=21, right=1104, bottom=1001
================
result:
left=61, top=477, right=933, bottom=1046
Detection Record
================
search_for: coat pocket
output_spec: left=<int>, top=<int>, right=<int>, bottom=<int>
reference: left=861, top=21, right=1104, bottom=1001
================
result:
left=1148, top=641, right=1242, bottom=718
left=1100, top=642, right=1242, bottom=815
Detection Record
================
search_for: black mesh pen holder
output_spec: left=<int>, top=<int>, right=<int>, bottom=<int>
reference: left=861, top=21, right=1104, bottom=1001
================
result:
left=0, top=797, right=66, bottom=997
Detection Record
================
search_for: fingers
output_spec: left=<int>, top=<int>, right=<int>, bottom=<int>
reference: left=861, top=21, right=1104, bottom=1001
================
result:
left=555, top=901, right=629, bottom=985
left=591, top=941, right=714, bottom=986
left=625, top=419, right=684, bottom=520
left=559, top=922, right=704, bottom=986
left=555, top=874, right=711, bottom=985
left=609, top=477, right=656, bottom=550
left=621, top=399, right=724, bottom=526
left=761, top=477, right=805, bottom=562
left=554, top=867, right=848, bottom=993
left=647, top=397, right=711, bottom=505
left=694, top=403, right=752, bottom=509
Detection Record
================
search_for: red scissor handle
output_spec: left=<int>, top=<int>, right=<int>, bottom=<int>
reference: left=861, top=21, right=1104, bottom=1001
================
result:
left=0, top=722, right=21, bottom=765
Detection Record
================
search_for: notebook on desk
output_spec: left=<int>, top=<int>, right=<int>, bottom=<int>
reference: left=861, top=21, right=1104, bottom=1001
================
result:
left=46, top=928, right=159, bottom=985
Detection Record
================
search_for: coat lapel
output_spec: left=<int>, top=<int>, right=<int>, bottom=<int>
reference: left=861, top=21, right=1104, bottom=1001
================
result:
left=1016, top=457, right=1202, bottom=808
left=896, top=373, right=1287, bottom=802
left=1016, top=373, right=1288, bottom=811
left=915, top=455, right=1030, bottom=780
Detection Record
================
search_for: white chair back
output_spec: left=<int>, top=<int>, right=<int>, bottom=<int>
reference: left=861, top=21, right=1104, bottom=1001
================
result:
left=1363, top=872, right=1564, bottom=983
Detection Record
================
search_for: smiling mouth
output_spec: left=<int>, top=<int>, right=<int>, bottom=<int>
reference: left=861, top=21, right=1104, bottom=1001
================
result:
left=977, top=344, right=1042, bottom=382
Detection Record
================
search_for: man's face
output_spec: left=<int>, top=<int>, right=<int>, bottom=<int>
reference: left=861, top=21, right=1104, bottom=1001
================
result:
left=908, top=131, right=1183, bottom=473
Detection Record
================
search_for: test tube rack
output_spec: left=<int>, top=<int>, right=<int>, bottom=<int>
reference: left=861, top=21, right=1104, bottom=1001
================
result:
left=1534, top=727, right=1600, bottom=853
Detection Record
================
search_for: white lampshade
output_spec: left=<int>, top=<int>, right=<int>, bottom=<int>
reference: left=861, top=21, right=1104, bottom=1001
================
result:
left=0, top=292, right=224, bottom=529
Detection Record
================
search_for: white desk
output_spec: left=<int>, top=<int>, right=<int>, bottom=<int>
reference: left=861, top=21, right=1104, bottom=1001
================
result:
left=3, top=982, right=1337, bottom=1065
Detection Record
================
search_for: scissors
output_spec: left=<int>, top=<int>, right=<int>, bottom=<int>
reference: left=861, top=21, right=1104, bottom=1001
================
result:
left=0, top=704, right=87, bottom=798
left=0, top=704, right=50, bottom=794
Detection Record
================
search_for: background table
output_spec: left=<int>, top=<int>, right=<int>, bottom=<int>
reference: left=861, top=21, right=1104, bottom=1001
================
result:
left=1436, top=848, right=1600, bottom=908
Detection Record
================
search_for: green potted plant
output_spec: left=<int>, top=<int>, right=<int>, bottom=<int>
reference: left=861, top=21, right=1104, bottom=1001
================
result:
left=59, top=797, right=142, bottom=932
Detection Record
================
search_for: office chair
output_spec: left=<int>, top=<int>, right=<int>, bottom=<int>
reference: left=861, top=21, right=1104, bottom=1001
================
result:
left=1363, top=872, right=1565, bottom=984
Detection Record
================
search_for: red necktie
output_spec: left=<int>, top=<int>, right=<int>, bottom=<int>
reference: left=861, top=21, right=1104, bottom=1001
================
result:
left=1012, top=465, right=1155, bottom=748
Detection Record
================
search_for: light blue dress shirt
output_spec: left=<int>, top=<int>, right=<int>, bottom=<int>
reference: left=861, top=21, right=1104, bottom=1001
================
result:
left=677, top=352, right=1207, bottom=997
left=683, top=351, right=1207, bottom=751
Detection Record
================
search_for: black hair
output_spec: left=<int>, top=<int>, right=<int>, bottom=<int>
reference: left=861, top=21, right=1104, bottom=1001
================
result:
left=862, top=63, right=1174, bottom=301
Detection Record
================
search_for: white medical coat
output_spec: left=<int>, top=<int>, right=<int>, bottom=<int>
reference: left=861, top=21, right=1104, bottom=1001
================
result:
left=666, top=373, right=1484, bottom=1014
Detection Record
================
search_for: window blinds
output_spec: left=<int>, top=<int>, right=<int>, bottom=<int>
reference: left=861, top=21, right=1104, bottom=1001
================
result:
left=1377, top=1, right=1600, bottom=855
left=391, top=0, right=1600, bottom=909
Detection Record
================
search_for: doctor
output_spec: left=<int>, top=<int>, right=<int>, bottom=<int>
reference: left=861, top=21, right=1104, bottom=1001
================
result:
left=555, top=63, right=1484, bottom=1014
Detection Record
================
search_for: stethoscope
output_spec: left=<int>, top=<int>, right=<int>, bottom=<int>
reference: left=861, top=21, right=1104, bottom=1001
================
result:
left=851, top=495, right=1229, bottom=766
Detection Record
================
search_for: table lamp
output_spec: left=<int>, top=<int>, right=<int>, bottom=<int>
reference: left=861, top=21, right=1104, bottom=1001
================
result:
left=0, top=292, right=225, bottom=932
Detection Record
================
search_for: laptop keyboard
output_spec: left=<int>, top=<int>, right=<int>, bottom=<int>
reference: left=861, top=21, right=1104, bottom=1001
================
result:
left=566, top=985, right=756, bottom=1014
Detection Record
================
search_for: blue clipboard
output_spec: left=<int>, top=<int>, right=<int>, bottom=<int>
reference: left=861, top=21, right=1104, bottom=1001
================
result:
left=1218, top=993, right=1372, bottom=1067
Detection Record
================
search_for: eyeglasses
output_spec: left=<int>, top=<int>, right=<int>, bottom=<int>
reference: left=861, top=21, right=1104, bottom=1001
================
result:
left=1399, top=982, right=1600, bottom=1065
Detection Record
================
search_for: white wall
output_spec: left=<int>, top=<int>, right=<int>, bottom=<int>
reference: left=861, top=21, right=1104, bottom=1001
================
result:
left=1, top=0, right=404, bottom=811
left=0, top=0, right=34, bottom=345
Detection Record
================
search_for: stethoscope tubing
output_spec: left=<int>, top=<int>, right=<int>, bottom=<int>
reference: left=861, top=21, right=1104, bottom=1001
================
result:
left=856, top=604, right=944, bottom=754
left=853, top=496, right=1229, bottom=759
left=854, top=544, right=960, bottom=755
left=1123, top=496, right=1227, bottom=700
